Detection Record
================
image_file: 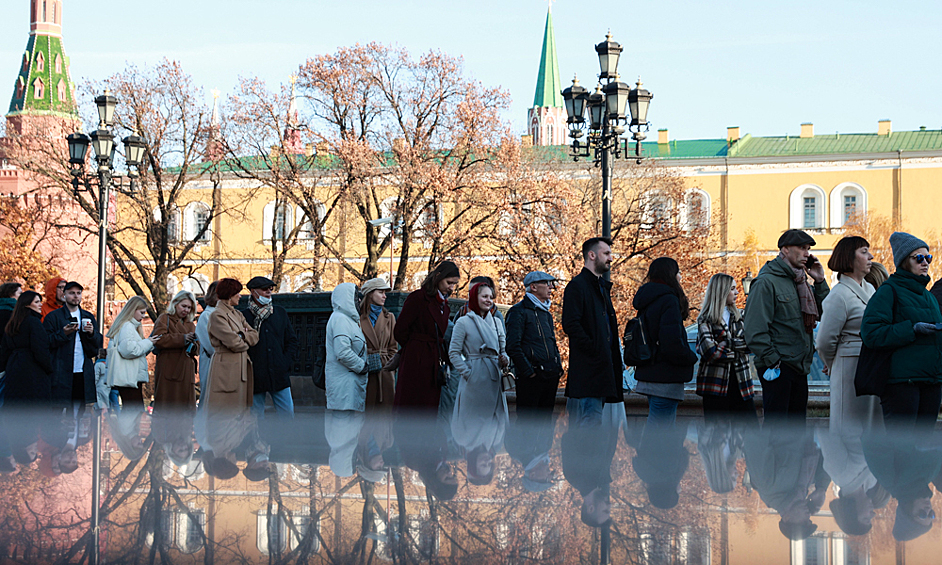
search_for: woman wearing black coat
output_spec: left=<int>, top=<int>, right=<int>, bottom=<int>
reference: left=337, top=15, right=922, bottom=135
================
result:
left=631, top=258, right=698, bottom=427
left=0, top=291, right=53, bottom=405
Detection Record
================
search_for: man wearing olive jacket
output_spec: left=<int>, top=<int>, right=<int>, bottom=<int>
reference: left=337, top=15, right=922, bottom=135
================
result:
left=240, top=276, right=299, bottom=418
left=744, top=229, right=829, bottom=419
left=562, top=238, right=624, bottom=418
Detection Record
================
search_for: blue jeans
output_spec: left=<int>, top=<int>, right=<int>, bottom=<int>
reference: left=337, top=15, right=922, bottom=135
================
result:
left=567, top=397, right=605, bottom=429
left=109, top=389, right=121, bottom=413
left=646, top=395, right=679, bottom=430
left=253, top=387, right=295, bottom=419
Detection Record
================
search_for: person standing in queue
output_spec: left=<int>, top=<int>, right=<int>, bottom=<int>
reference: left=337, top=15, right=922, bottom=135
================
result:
left=151, top=290, right=199, bottom=411
left=206, top=279, right=260, bottom=410
left=744, top=230, right=829, bottom=420
left=40, top=277, right=66, bottom=321
left=195, top=281, right=218, bottom=405
left=562, top=237, right=624, bottom=423
left=105, top=296, right=160, bottom=408
left=393, top=261, right=460, bottom=411
left=241, top=276, right=299, bottom=418
left=43, top=281, right=103, bottom=411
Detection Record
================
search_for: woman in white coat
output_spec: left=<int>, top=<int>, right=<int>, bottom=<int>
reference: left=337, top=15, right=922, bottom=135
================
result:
left=106, top=296, right=162, bottom=407
left=448, top=282, right=510, bottom=485
left=325, top=283, right=372, bottom=412
left=817, top=236, right=882, bottom=433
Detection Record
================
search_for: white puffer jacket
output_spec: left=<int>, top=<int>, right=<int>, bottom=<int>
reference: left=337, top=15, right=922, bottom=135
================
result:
left=325, top=283, right=368, bottom=411
left=106, top=319, right=154, bottom=388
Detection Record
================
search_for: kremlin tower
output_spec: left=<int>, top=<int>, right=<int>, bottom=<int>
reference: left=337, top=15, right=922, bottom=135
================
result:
left=527, top=7, right=566, bottom=146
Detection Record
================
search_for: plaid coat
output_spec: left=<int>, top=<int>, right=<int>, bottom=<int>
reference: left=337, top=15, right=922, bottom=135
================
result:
left=696, top=316, right=755, bottom=399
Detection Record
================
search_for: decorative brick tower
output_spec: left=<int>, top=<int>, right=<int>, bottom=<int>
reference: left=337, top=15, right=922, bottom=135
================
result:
left=527, top=7, right=566, bottom=147
left=6, top=0, right=78, bottom=137
left=283, top=74, right=304, bottom=155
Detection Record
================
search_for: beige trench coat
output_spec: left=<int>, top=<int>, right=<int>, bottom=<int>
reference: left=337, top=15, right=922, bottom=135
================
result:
left=206, top=301, right=260, bottom=410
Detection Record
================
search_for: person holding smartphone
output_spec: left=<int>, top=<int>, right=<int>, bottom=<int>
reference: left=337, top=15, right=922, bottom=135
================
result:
left=744, top=230, right=830, bottom=420
left=43, top=281, right=103, bottom=412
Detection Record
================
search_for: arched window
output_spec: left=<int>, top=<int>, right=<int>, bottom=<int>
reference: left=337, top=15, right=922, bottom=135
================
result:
left=682, top=189, right=711, bottom=231
left=263, top=200, right=292, bottom=241
left=184, top=202, right=212, bottom=242
left=829, top=182, right=867, bottom=228
left=55, top=54, right=62, bottom=73
left=32, top=78, right=44, bottom=100
left=296, top=200, right=326, bottom=239
left=788, top=184, right=827, bottom=230
left=166, top=274, right=180, bottom=296
left=414, top=200, right=441, bottom=242
left=257, top=511, right=289, bottom=555
left=35, top=52, right=44, bottom=72
left=640, top=189, right=673, bottom=230
left=154, top=206, right=181, bottom=243
left=176, top=509, right=205, bottom=554
left=182, top=274, right=210, bottom=296
left=56, top=79, right=65, bottom=102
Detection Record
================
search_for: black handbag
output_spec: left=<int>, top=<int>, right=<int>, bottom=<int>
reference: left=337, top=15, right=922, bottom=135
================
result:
left=854, top=285, right=897, bottom=397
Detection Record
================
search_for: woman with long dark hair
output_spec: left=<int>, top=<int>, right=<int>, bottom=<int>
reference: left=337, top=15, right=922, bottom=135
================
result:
left=631, top=257, right=698, bottom=426
left=0, top=291, right=53, bottom=405
left=393, top=261, right=460, bottom=411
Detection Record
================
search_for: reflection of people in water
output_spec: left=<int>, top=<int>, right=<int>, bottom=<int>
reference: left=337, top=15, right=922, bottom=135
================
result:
left=152, top=408, right=196, bottom=468
left=325, top=409, right=365, bottom=478
left=562, top=400, right=624, bottom=527
left=394, top=415, right=458, bottom=501
left=697, top=420, right=747, bottom=494
left=863, top=432, right=942, bottom=541
left=635, top=418, right=690, bottom=508
left=819, top=428, right=889, bottom=536
left=108, top=403, right=152, bottom=461
left=743, top=423, right=831, bottom=541
left=199, top=405, right=269, bottom=483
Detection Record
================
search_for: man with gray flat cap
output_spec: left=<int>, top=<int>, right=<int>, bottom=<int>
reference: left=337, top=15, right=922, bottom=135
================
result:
left=240, top=276, right=299, bottom=418
left=505, top=271, right=563, bottom=484
left=744, top=229, right=829, bottom=419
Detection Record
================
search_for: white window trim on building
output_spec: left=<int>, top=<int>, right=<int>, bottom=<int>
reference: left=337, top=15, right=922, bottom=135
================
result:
left=789, top=184, right=827, bottom=231
left=184, top=201, right=212, bottom=242
left=263, top=200, right=293, bottom=242
left=829, top=182, right=867, bottom=228
left=681, top=188, right=711, bottom=231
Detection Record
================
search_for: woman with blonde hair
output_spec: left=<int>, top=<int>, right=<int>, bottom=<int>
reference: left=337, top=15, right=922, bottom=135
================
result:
left=151, top=290, right=199, bottom=411
left=866, top=262, right=889, bottom=290
left=695, top=274, right=756, bottom=419
left=106, top=296, right=161, bottom=407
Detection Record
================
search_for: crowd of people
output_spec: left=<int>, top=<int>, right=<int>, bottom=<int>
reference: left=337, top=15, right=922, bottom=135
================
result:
left=2, top=227, right=942, bottom=541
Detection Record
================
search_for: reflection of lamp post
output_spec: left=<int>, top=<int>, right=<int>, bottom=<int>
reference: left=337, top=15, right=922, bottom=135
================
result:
left=66, top=90, right=145, bottom=565
left=368, top=216, right=399, bottom=288
left=561, top=33, right=653, bottom=282
left=742, top=270, right=755, bottom=296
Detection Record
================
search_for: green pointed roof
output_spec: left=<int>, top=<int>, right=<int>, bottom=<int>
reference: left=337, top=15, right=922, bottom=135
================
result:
left=532, top=9, right=563, bottom=109
left=7, top=32, right=77, bottom=118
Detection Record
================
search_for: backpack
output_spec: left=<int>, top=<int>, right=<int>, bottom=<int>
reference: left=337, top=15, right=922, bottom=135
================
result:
left=622, top=315, right=654, bottom=367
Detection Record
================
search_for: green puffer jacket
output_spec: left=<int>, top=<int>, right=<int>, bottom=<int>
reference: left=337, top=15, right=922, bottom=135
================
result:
left=743, top=256, right=829, bottom=374
left=860, top=270, right=942, bottom=385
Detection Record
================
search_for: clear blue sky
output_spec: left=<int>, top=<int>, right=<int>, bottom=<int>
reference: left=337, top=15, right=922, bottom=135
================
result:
left=3, top=0, right=942, bottom=140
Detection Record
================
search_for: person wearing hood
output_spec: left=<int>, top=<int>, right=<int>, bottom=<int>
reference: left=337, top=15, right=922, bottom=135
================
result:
left=744, top=229, right=829, bottom=420
left=325, top=282, right=373, bottom=412
left=632, top=257, right=698, bottom=425
left=860, top=232, right=942, bottom=434
left=240, top=276, right=299, bottom=418
left=41, top=277, right=66, bottom=321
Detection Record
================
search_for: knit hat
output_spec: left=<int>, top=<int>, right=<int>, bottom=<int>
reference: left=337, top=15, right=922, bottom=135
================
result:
left=890, top=232, right=930, bottom=270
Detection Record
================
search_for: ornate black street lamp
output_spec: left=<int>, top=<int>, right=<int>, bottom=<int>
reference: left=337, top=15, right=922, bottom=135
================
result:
left=561, top=33, right=654, bottom=259
left=742, top=270, right=755, bottom=295
left=66, top=90, right=144, bottom=565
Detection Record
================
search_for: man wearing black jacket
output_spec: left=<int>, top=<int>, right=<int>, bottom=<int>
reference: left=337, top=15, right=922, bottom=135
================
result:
left=241, top=276, right=299, bottom=418
left=505, top=270, right=563, bottom=489
left=43, top=281, right=103, bottom=411
left=562, top=237, right=624, bottom=423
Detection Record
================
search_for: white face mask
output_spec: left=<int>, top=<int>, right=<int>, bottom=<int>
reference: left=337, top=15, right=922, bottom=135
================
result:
left=256, top=295, right=272, bottom=305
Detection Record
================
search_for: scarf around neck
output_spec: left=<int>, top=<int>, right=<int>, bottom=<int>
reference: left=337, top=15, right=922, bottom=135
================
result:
left=248, top=299, right=274, bottom=331
left=778, top=250, right=819, bottom=333
left=0, top=297, right=15, bottom=311
left=468, top=310, right=500, bottom=356
left=525, top=292, right=551, bottom=312
left=369, top=304, right=383, bottom=326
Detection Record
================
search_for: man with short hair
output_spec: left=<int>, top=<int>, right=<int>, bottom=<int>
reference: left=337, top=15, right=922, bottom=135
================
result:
left=505, top=271, right=563, bottom=488
left=744, top=229, right=829, bottom=419
left=44, top=282, right=103, bottom=411
left=241, top=276, right=299, bottom=418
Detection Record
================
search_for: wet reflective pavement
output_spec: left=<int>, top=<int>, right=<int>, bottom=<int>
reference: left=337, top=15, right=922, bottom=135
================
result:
left=1, top=402, right=941, bottom=564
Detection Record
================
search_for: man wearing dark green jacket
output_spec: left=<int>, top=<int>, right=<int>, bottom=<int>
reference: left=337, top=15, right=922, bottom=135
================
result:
left=744, top=229, right=829, bottom=419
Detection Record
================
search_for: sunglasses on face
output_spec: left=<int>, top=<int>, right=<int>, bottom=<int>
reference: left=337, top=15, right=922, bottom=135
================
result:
left=911, top=254, right=933, bottom=265
left=917, top=508, right=936, bottom=521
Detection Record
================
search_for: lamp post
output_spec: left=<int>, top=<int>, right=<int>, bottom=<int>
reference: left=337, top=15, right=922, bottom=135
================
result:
left=561, top=33, right=654, bottom=262
left=66, top=90, right=145, bottom=565
left=741, top=270, right=755, bottom=296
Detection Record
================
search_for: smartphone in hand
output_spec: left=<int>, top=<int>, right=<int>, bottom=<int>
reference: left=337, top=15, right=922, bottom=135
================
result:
left=805, top=255, right=817, bottom=268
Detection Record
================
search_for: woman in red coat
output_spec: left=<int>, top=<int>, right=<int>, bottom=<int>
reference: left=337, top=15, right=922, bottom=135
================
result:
left=393, top=261, right=460, bottom=411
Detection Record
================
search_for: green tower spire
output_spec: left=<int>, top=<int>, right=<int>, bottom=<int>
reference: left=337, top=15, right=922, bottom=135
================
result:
left=7, top=1, right=77, bottom=119
left=532, top=8, right=563, bottom=108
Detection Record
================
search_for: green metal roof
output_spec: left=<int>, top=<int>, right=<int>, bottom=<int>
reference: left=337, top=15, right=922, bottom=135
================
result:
left=7, top=33, right=77, bottom=118
left=532, top=9, right=563, bottom=109
left=728, top=129, right=942, bottom=157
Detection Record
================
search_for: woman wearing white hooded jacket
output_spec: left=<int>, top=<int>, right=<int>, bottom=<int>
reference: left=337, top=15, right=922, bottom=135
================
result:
left=106, top=296, right=161, bottom=406
left=325, top=283, right=372, bottom=412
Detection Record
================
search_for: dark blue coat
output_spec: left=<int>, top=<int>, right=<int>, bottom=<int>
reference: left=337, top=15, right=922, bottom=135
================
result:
left=43, top=306, right=103, bottom=404
left=241, top=304, right=299, bottom=394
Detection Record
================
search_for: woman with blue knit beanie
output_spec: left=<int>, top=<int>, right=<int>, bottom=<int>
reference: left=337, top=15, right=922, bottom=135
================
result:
left=860, top=232, right=942, bottom=434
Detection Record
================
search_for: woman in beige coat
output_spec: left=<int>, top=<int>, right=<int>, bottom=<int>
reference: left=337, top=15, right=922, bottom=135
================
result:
left=817, top=236, right=882, bottom=433
left=206, top=279, right=259, bottom=410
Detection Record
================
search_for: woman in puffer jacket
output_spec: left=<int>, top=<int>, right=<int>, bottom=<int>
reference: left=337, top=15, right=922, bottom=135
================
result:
left=861, top=232, right=942, bottom=435
left=106, top=296, right=161, bottom=407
